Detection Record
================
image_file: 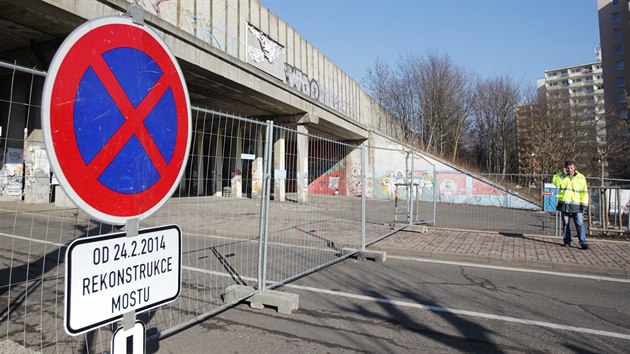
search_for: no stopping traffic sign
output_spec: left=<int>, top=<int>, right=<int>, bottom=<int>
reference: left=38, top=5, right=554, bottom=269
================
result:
left=42, top=16, right=191, bottom=224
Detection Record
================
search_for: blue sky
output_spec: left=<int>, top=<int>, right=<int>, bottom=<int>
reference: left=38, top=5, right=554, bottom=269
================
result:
left=262, top=0, right=600, bottom=93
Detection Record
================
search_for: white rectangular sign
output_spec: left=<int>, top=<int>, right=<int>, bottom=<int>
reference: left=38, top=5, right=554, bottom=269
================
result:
left=241, top=153, right=256, bottom=160
left=64, top=225, right=181, bottom=335
left=274, top=169, right=287, bottom=180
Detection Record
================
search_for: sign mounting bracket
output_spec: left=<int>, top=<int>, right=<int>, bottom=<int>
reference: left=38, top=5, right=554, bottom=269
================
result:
left=126, top=4, right=145, bottom=26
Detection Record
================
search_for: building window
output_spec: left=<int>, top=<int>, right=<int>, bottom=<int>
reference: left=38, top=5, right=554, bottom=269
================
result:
left=614, top=28, right=622, bottom=38
left=617, top=60, right=625, bottom=70
left=618, top=92, right=626, bottom=103
left=618, top=76, right=626, bottom=86
left=621, top=110, right=628, bottom=119
left=613, top=12, right=621, bottom=22
left=612, top=0, right=619, bottom=5
left=615, top=44, right=623, bottom=54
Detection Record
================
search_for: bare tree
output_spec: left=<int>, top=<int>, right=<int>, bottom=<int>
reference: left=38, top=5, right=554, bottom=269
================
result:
left=414, top=53, right=471, bottom=160
left=517, top=89, right=600, bottom=177
left=365, top=59, right=415, bottom=143
left=365, top=52, right=472, bottom=161
left=599, top=112, right=630, bottom=180
left=470, top=76, right=520, bottom=175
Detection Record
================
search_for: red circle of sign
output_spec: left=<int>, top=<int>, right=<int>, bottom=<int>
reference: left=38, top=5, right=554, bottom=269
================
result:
left=49, top=22, right=189, bottom=219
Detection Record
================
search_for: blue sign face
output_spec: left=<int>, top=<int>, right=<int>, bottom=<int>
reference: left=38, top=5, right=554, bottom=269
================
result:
left=73, top=47, right=178, bottom=194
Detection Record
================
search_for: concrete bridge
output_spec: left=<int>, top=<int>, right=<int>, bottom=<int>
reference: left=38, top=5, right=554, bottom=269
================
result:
left=0, top=0, right=384, bottom=139
left=0, top=0, right=538, bottom=209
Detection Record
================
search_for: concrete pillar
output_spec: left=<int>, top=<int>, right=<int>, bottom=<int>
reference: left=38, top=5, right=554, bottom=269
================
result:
left=273, top=129, right=286, bottom=202
left=252, top=127, right=264, bottom=198
left=296, top=124, right=308, bottom=203
left=24, top=130, right=50, bottom=204
left=367, top=130, right=375, bottom=199
left=195, top=130, right=205, bottom=196
left=233, top=126, right=243, bottom=198
left=214, top=128, right=223, bottom=196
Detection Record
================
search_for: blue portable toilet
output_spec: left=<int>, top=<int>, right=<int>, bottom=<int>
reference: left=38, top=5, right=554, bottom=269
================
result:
left=543, top=183, right=558, bottom=212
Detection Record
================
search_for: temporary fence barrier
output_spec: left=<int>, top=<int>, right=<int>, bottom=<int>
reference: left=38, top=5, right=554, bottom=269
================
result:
left=2, top=60, right=629, bottom=353
left=588, top=186, right=630, bottom=235
left=0, top=60, right=392, bottom=353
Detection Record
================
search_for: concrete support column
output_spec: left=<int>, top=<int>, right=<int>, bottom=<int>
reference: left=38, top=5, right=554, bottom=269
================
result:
left=296, top=124, right=309, bottom=203
left=233, top=126, right=243, bottom=198
left=214, top=128, right=223, bottom=196
left=273, top=129, right=286, bottom=202
left=252, top=127, right=264, bottom=198
left=195, top=130, right=205, bottom=196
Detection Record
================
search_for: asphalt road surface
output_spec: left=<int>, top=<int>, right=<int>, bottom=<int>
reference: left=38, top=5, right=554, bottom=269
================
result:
left=154, top=256, right=630, bottom=353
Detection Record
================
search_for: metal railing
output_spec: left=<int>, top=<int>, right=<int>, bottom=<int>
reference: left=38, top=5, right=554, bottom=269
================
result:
left=588, top=186, right=630, bottom=235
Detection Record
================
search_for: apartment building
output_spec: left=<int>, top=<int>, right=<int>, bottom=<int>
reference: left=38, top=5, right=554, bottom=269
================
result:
left=598, top=0, right=630, bottom=178
left=516, top=60, right=605, bottom=176
left=543, top=60, right=606, bottom=143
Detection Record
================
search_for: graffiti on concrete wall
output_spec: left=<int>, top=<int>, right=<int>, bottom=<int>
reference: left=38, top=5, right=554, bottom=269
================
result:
left=285, top=64, right=319, bottom=100
left=185, top=10, right=221, bottom=49
left=308, top=169, right=341, bottom=195
left=307, top=163, right=368, bottom=197
left=246, top=23, right=285, bottom=80
left=308, top=157, right=344, bottom=195
left=377, top=170, right=434, bottom=201
left=380, top=170, right=405, bottom=199
left=472, top=179, right=507, bottom=196
left=0, top=148, right=23, bottom=198
left=137, top=0, right=170, bottom=16
left=345, top=166, right=362, bottom=196
left=284, top=64, right=356, bottom=119
left=248, top=24, right=284, bottom=64
left=24, top=144, right=50, bottom=204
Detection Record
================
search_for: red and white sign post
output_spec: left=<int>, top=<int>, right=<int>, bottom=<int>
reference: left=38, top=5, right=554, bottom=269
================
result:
left=42, top=8, right=191, bottom=353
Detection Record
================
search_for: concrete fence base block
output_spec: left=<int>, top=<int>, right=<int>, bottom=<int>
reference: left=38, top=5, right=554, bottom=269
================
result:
left=248, top=290, right=299, bottom=315
left=223, top=284, right=255, bottom=304
left=342, top=248, right=387, bottom=263
left=406, top=225, right=428, bottom=233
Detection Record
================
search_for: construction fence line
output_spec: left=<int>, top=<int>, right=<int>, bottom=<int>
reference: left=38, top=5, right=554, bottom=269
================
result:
left=0, top=61, right=629, bottom=353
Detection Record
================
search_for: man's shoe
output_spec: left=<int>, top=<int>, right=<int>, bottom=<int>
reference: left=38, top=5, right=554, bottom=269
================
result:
left=581, top=244, right=589, bottom=250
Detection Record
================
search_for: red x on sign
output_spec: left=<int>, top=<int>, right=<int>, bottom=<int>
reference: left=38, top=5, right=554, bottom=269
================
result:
left=42, top=16, right=191, bottom=224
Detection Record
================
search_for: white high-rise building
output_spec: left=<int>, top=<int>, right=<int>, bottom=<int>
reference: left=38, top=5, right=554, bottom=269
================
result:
left=543, top=60, right=606, bottom=143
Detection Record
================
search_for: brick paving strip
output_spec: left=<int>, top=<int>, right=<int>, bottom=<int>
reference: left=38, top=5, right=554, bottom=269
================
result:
left=370, top=227, right=630, bottom=278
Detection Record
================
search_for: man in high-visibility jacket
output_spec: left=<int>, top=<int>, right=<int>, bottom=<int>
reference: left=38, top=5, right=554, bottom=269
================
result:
left=552, top=160, right=589, bottom=250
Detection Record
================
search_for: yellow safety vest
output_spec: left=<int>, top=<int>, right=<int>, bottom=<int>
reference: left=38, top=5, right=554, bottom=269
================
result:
left=552, top=171, right=589, bottom=213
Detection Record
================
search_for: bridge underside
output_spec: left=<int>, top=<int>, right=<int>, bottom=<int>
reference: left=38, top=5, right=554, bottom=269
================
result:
left=0, top=0, right=367, bottom=142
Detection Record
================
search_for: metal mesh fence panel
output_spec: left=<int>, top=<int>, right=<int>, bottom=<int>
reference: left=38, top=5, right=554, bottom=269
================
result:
left=0, top=60, right=269, bottom=352
left=0, top=60, right=396, bottom=353
left=366, top=145, right=436, bottom=236
left=139, top=109, right=267, bottom=337
left=263, top=125, right=364, bottom=288
left=588, top=186, right=630, bottom=234
left=432, top=170, right=556, bottom=235
left=365, top=145, right=409, bottom=228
